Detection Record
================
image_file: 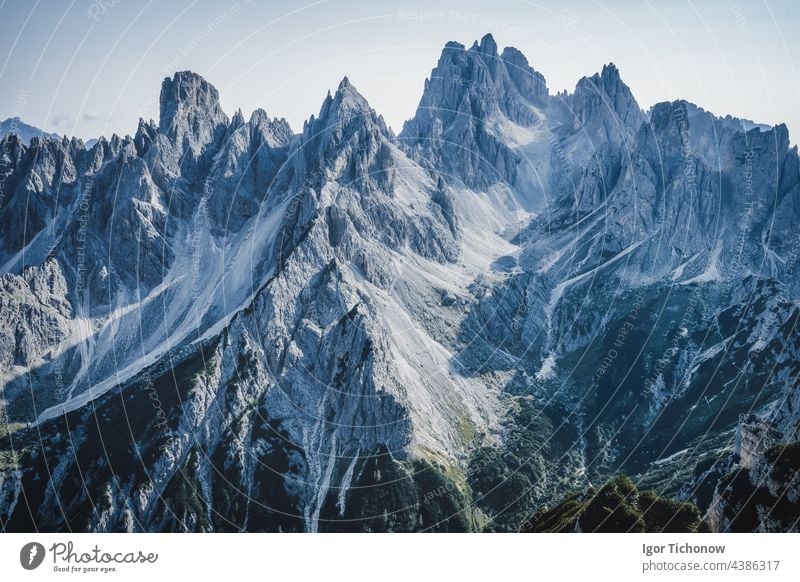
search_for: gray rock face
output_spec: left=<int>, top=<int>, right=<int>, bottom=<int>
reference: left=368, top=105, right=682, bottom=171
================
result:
left=707, top=415, right=800, bottom=532
left=203, top=108, right=293, bottom=234
left=734, top=417, right=779, bottom=470
left=0, top=259, right=71, bottom=370
left=0, top=135, right=79, bottom=256
left=159, top=71, right=229, bottom=162
left=400, top=34, right=548, bottom=189
left=567, top=63, right=645, bottom=144
left=1, top=66, right=500, bottom=532
left=1, top=34, right=799, bottom=533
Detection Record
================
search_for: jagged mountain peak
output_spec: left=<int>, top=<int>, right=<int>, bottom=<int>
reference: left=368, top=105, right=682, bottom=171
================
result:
left=444, top=40, right=465, bottom=51
left=499, top=45, right=530, bottom=68
left=246, top=108, right=293, bottom=148
left=600, top=61, right=620, bottom=79
left=429, top=34, right=547, bottom=99
left=159, top=70, right=227, bottom=129
left=646, top=98, right=776, bottom=135
left=133, top=117, right=158, bottom=154
left=575, top=62, right=634, bottom=103
left=568, top=60, right=644, bottom=142
left=400, top=36, right=548, bottom=189
left=248, top=107, right=291, bottom=131
left=0, top=131, right=24, bottom=161
left=249, top=107, right=270, bottom=126
left=573, top=61, right=627, bottom=95
left=305, top=76, right=389, bottom=139
left=331, top=76, right=376, bottom=120
left=230, top=107, right=246, bottom=129
left=158, top=70, right=229, bottom=161
left=472, top=32, right=498, bottom=56
left=295, top=77, right=396, bottom=192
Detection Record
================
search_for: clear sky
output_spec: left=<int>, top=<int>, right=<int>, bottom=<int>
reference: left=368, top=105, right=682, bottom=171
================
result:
left=1, top=0, right=798, bottom=142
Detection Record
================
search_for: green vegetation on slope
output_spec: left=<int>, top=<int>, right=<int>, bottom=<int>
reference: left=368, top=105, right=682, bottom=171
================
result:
left=521, top=475, right=706, bottom=533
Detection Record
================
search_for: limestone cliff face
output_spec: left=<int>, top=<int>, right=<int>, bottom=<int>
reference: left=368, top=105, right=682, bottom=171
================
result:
left=159, top=71, right=229, bottom=173
left=400, top=34, right=548, bottom=189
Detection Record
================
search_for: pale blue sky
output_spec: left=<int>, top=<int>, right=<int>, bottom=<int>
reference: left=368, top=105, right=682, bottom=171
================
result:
left=1, top=0, right=798, bottom=141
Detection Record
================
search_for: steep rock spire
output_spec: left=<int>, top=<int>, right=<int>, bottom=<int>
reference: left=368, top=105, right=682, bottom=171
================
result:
left=297, top=76, right=394, bottom=192
left=568, top=63, right=644, bottom=143
left=158, top=71, right=229, bottom=164
left=400, top=36, right=548, bottom=189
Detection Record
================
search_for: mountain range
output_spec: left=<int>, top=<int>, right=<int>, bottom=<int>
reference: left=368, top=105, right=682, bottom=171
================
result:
left=1, top=34, right=798, bottom=533
left=0, top=117, right=60, bottom=145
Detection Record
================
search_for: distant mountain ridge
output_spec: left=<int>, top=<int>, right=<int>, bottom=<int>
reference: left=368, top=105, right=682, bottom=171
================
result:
left=0, top=117, right=59, bottom=144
